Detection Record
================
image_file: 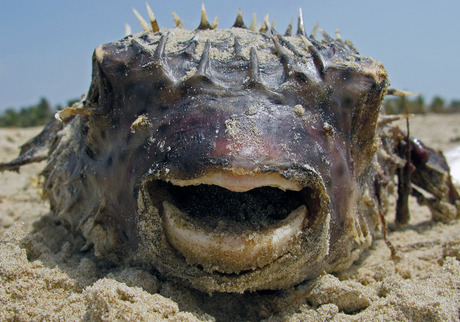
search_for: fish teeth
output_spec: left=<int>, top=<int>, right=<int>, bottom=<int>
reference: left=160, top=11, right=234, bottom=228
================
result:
left=163, top=201, right=307, bottom=273
left=168, top=172, right=303, bottom=193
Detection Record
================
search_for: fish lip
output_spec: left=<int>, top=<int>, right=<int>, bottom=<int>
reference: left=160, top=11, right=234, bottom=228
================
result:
left=138, top=167, right=331, bottom=284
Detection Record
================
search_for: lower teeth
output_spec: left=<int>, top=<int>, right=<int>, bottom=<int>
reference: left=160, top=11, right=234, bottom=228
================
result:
left=163, top=201, right=308, bottom=274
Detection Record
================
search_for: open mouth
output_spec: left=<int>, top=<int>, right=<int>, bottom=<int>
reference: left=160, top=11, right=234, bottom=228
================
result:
left=141, top=171, right=325, bottom=275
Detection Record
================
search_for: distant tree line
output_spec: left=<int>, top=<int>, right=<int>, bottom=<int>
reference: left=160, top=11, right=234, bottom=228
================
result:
left=384, top=95, right=460, bottom=115
left=0, top=97, right=79, bottom=128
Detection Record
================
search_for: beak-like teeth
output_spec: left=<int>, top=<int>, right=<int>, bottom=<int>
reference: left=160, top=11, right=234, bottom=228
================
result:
left=169, top=172, right=303, bottom=193
left=163, top=201, right=307, bottom=273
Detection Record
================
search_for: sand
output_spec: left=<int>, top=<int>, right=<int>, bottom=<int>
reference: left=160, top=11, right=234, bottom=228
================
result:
left=1, top=114, right=460, bottom=321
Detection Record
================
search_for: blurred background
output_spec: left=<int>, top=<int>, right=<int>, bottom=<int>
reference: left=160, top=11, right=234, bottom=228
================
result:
left=1, top=0, right=459, bottom=126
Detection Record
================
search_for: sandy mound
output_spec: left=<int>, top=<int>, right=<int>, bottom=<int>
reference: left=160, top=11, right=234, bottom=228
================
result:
left=1, top=114, right=460, bottom=321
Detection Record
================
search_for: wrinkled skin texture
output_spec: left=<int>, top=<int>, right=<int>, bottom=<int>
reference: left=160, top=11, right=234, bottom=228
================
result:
left=1, top=23, right=459, bottom=293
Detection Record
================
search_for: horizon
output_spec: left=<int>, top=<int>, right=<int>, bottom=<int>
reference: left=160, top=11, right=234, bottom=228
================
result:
left=1, top=0, right=459, bottom=112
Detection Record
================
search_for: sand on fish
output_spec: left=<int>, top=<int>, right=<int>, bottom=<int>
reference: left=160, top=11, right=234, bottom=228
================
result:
left=1, top=114, right=460, bottom=321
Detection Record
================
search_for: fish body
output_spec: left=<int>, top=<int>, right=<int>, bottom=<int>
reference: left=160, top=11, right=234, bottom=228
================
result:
left=1, top=6, right=458, bottom=293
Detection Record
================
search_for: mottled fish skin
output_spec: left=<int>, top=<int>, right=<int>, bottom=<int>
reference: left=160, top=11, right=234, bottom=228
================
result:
left=49, top=25, right=388, bottom=292
left=1, top=6, right=458, bottom=293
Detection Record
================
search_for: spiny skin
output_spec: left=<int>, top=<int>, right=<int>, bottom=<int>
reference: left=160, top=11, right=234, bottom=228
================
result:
left=1, top=10, right=459, bottom=293
left=78, top=26, right=385, bottom=291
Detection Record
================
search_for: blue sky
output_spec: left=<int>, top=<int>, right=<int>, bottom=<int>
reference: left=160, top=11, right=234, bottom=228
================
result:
left=1, top=0, right=459, bottom=112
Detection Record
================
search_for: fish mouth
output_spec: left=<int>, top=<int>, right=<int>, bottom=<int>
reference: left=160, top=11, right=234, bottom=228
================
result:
left=139, top=169, right=329, bottom=278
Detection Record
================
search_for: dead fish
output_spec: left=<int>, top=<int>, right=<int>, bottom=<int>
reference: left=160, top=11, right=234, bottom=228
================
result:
left=1, top=4, right=459, bottom=293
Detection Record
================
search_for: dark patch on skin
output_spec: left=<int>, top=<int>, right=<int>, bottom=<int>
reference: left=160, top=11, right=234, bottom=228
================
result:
left=118, top=150, right=128, bottom=163
left=372, top=79, right=387, bottom=92
left=268, top=94, right=284, bottom=106
left=158, top=105, right=169, bottom=112
left=85, top=146, right=95, bottom=159
left=336, top=164, right=346, bottom=177
left=81, top=124, right=89, bottom=137
left=122, top=230, right=129, bottom=241
left=110, top=114, right=120, bottom=129
left=157, top=124, right=169, bottom=134
left=117, top=63, right=129, bottom=75
left=342, top=97, right=353, bottom=109
left=341, top=69, right=352, bottom=81
left=295, top=72, right=309, bottom=83
left=153, top=80, right=172, bottom=93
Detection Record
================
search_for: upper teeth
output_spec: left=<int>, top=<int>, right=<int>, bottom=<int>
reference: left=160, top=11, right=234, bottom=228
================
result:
left=168, top=171, right=303, bottom=192
left=162, top=201, right=307, bottom=274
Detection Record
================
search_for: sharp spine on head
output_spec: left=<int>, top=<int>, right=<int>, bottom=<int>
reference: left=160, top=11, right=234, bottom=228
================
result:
left=125, top=23, right=132, bottom=36
left=271, top=17, right=277, bottom=30
left=335, top=28, right=342, bottom=41
left=345, top=39, right=358, bottom=53
left=285, top=18, right=293, bottom=36
left=260, top=14, right=270, bottom=32
left=301, top=35, right=325, bottom=75
left=233, top=8, right=247, bottom=28
left=297, top=8, right=306, bottom=36
left=171, top=12, right=184, bottom=28
left=311, top=22, right=319, bottom=39
left=247, top=47, right=261, bottom=83
left=272, top=36, right=287, bottom=57
left=277, top=34, right=303, bottom=57
left=198, top=3, right=212, bottom=30
left=133, top=8, right=150, bottom=31
left=183, top=36, right=198, bottom=56
left=271, top=36, right=292, bottom=76
left=154, top=35, right=168, bottom=60
left=387, top=89, right=419, bottom=97
left=55, top=107, right=92, bottom=122
left=146, top=2, right=160, bottom=32
left=211, top=16, right=218, bottom=29
left=319, top=28, right=333, bottom=42
left=300, top=35, right=313, bottom=48
left=249, top=12, right=257, bottom=32
left=378, top=114, right=409, bottom=127
left=196, top=40, right=211, bottom=75
left=234, top=37, right=242, bottom=56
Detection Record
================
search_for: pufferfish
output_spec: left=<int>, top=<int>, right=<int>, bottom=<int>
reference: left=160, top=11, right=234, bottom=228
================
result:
left=1, top=4, right=458, bottom=293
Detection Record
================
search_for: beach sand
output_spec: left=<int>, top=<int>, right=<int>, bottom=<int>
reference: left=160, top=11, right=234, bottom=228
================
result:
left=1, top=114, right=460, bottom=321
